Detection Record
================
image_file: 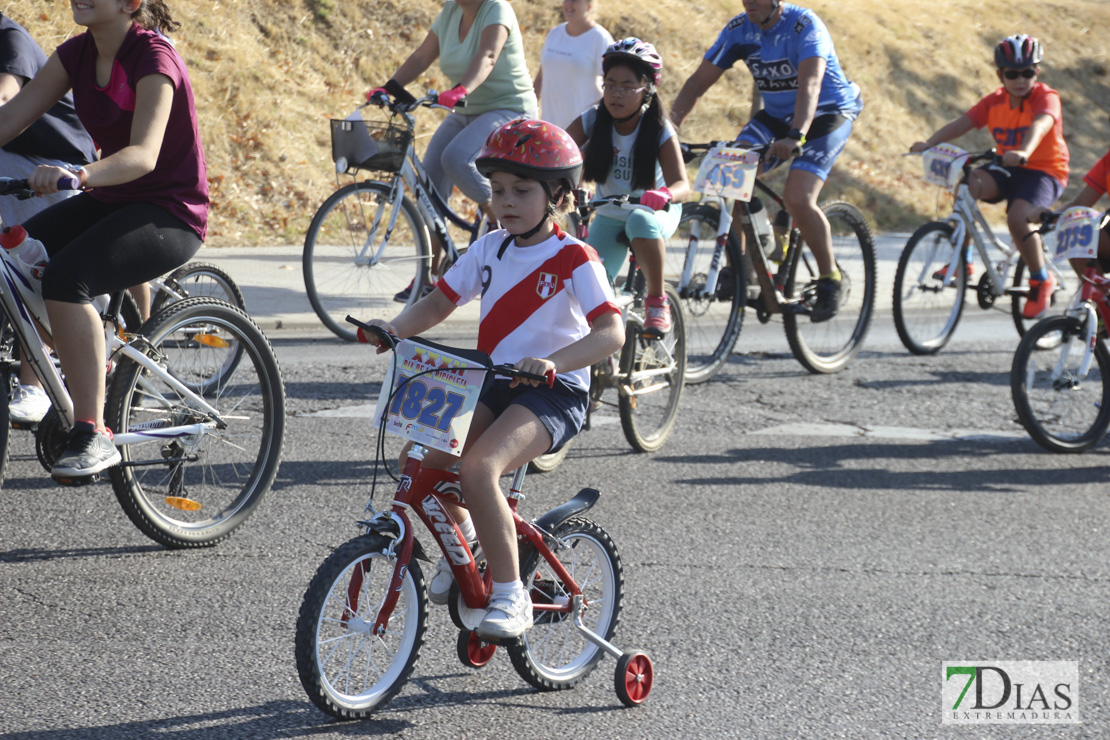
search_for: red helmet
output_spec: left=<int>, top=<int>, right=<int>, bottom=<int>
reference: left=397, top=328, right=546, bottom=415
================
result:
left=603, top=38, right=663, bottom=86
left=475, top=119, right=583, bottom=195
left=995, top=34, right=1043, bottom=69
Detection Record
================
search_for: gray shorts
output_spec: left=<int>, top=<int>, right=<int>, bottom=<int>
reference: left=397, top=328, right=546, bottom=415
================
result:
left=479, top=378, right=587, bottom=453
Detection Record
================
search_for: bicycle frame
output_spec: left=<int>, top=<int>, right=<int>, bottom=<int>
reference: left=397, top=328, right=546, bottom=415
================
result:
left=0, top=250, right=228, bottom=450
left=351, top=99, right=485, bottom=278
left=928, top=174, right=1068, bottom=301
left=1045, top=268, right=1110, bottom=382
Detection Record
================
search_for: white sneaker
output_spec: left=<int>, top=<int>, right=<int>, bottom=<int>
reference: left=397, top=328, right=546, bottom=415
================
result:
left=476, top=589, right=533, bottom=641
left=9, top=384, right=51, bottom=424
left=428, top=555, right=455, bottom=605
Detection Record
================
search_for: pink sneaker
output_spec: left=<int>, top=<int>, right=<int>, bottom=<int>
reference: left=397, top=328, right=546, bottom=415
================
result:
left=1023, top=273, right=1057, bottom=319
left=642, top=294, right=672, bottom=337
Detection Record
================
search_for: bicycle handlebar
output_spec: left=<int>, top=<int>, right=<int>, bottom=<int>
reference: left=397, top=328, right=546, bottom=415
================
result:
left=681, top=139, right=801, bottom=164
left=364, top=88, right=466, bottom=114
left=345, top=315, right=555, bottom=387
left=0, top=176, right=81, bottom=199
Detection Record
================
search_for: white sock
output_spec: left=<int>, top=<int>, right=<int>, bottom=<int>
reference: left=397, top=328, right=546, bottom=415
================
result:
left=490, top=579, right=523, bottom=597
left=457, top=516, right=477, bottom=544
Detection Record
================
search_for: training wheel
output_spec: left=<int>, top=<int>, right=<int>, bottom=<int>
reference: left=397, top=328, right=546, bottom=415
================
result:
left=456, top=629, right=497, bottom=669
left=615, top=650, right=653, bottom=707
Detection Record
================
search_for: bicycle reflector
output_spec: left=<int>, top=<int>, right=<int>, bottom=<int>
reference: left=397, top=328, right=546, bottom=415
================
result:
left=195, top=333, right=230, bottom=349
left=165, top=496, right=203, bottom=512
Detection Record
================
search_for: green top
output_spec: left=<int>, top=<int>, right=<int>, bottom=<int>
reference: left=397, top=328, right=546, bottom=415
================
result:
left=431, top=0, right=536, bottom=116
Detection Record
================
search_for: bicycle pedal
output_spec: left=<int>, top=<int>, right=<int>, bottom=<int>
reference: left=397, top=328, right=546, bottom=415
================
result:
left=52, top=472, right=102, bottom=487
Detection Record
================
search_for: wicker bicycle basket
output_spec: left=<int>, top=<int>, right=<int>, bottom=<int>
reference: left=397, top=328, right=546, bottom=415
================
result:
left=330, top=116, right=412, bottom=173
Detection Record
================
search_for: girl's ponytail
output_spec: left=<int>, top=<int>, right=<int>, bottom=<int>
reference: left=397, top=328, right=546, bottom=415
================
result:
left=133, top=0, right=182, bottom=35
left=630, top=95, right=665, bottom=192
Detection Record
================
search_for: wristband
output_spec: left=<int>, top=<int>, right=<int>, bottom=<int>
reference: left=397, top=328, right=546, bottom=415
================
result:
left=786, top=128, right=807, bottom=145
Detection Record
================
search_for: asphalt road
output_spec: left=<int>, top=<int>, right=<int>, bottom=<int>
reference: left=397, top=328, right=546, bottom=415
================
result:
left=2, top=297, right=1108, bottom=738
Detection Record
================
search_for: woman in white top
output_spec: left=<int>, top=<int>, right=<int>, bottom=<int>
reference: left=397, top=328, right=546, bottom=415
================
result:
left=534, top=0, right=613, bottom=129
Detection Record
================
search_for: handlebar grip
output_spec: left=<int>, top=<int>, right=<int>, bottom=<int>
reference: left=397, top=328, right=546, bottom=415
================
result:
left=346, top=315, right=396, bottom=347
left=57, top=177, right=80, bottom=191
left=544, top=368, right=556, bottom=388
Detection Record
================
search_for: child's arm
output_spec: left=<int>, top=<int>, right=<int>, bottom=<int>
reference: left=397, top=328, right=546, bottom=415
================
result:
left=658, top=135, right=690, bottom=203
left=910, top=115, right=975, bottom=153
left=366, top=289, right=457, bottom=353
left=1002, top=113, right=1053, bottom=168
left=511, top=311, right=625, bottom=387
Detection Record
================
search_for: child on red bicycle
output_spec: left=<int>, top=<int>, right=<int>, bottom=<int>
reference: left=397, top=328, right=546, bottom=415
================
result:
left=565, top=38, right=689, bottom=337
left=365, top=119, right=624, bottom=641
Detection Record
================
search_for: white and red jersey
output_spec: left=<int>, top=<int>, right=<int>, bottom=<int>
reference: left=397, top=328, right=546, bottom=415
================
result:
left=439, top=226, right=619, bottom=392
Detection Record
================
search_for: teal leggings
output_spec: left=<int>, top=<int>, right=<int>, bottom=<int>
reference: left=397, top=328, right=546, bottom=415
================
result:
left=588, top=206, right=682, bottom=285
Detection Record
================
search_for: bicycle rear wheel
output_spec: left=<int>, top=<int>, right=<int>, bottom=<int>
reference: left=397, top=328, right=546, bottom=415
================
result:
left=892, top=221, right=967, bottom=355
left=527, top=438, right=572, bottom=474
left=151, top=261, right=247, bottom=315
left=106, top=298, right=286, bottom=548
left=1011, top=314, right=1110, bottom=453
left=663, top=203, right=745, bottom=383
left=303, top=181, right=430, bottom=342
left=783, top=201, right=876, bottom=373
left=507, top=517, right=622, bottom=691
left=295, top=534, right=427, bottom=718
left=618, top=284, right=686, bottom=452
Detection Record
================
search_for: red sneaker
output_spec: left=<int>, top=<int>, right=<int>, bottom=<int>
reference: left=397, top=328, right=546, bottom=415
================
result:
left=642, top=294, right=672, bottom=337
left=931, top=262, right=974, bottom=281
left=1022, top=273, right=1057, bottom=319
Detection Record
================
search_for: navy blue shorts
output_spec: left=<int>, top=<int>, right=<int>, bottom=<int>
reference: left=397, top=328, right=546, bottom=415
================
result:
left=981, top=166, right=1063, bottom=209
left=479, top=378, right=587, bottom=454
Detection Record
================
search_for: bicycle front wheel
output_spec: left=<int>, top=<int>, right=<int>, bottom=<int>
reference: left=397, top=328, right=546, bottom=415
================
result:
left=296, top=534, right=427, bottom=718
left=664, top=203, right=745, bottom=384
left=303, top=181, right=430, bottom=342
left=106, top=298, right=286, bottom=548
left=1011, top=314, right=1110, bottom=453
left=783, top=201, right=877, bottom=373
left=151, top=261, right=247, bottom=315
left=892, top=221, right=967, bottom=355
left=507, top=517, right=622, bottom=691
left=618, top=284, right=686, bottom=452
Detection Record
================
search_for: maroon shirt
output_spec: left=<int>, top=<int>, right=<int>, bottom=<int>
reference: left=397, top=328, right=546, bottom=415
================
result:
left=57, top=24, right=208, bottom=239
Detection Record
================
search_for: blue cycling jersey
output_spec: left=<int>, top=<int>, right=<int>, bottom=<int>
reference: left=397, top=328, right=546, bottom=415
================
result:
left=703, top=3, right=862, bottom=123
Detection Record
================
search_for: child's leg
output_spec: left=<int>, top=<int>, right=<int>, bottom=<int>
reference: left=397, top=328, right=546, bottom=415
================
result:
left=456, top=404, right=552, bottom=584
left=625, top=207, right=682, bottom=297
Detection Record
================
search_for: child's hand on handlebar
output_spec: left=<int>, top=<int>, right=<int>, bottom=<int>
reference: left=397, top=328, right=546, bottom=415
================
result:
left=639, top=187, right=672, bottom=211
left=766, top=137, right=801, bottom=163
left=1026, top=206, right=1053, bottom=224
left=28, top=165, right=76, bottom=194
left=357, top=318, right=398, bottom=354
left=510, top=357, right=556, bottom=388
left=908, top=141, right=931, bottom=154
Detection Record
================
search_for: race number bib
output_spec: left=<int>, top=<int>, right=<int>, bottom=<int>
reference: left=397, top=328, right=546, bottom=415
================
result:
left=922, top=144, right=970, bottom=192
left=1051, top=206, right=1103, bottom=264
left=373, top=338, right=488, bottom=456
left=693, top=146, right=760, bottom=202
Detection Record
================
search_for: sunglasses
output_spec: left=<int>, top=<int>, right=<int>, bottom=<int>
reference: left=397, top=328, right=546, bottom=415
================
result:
left=1002, top=68, right=1037, bottom=80
left=602, top=84, right=647, bottom=97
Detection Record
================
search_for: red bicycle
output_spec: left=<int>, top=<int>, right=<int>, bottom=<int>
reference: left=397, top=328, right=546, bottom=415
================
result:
left=294, top=318, right=653, bottom=717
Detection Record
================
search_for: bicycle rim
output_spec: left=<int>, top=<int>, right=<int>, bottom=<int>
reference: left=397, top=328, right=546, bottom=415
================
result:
left=892, top=221, right=966, bottom=355
left=106, top=298, right=286, bottom=548
left=664, top=204, right=744, bottom=383
left=783, top=201, right=876, bottom=373
left=507, top=518, right=622, bottom=690
left=303, top=181, right=429, bottom=342
left=1011, top=315, right=1110, bottom=453
left=295, top=535, right=427, bottom=718
left=618, top=284, right=686, bottom=452
left=151, top=261, right=247, bottom=316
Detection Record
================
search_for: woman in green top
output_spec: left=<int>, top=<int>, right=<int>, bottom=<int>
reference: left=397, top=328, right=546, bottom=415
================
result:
left=372, top=0, right=537, bottom=297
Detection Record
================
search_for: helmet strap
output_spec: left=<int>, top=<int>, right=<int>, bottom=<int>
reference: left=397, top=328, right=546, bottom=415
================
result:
left=497, top=215, right=550, bottom=259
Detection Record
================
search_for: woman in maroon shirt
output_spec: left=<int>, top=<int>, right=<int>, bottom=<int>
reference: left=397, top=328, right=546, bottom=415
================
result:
left=0, top=0, right=207, bottom=480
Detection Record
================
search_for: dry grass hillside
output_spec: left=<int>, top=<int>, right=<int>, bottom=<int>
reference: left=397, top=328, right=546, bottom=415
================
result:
left=7, top=0, right=1110, bottom=244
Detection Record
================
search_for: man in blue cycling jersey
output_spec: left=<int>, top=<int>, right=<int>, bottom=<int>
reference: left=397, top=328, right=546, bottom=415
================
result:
left=671, top=0, right=863, bottom=321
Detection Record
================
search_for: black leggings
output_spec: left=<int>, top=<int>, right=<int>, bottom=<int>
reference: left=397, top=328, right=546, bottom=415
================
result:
left=22, top=194, right=201, bottom=304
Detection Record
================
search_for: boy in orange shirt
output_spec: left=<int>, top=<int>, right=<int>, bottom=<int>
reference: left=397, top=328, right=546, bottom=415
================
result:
left=911, top=34, right=1069, bottom=319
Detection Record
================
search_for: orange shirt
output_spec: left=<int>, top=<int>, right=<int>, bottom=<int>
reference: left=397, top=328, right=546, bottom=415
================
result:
left=1083, top=148, right=1110, bottom=197
left=966, top=82, right=1069, bottom=187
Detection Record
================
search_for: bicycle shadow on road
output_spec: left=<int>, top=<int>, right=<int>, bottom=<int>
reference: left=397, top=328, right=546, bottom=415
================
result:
left=0, top=543, right=163, bottom=563
left=659, top=439, right=1110, bottom=494
left=0, top=700, right=412, bottom=740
